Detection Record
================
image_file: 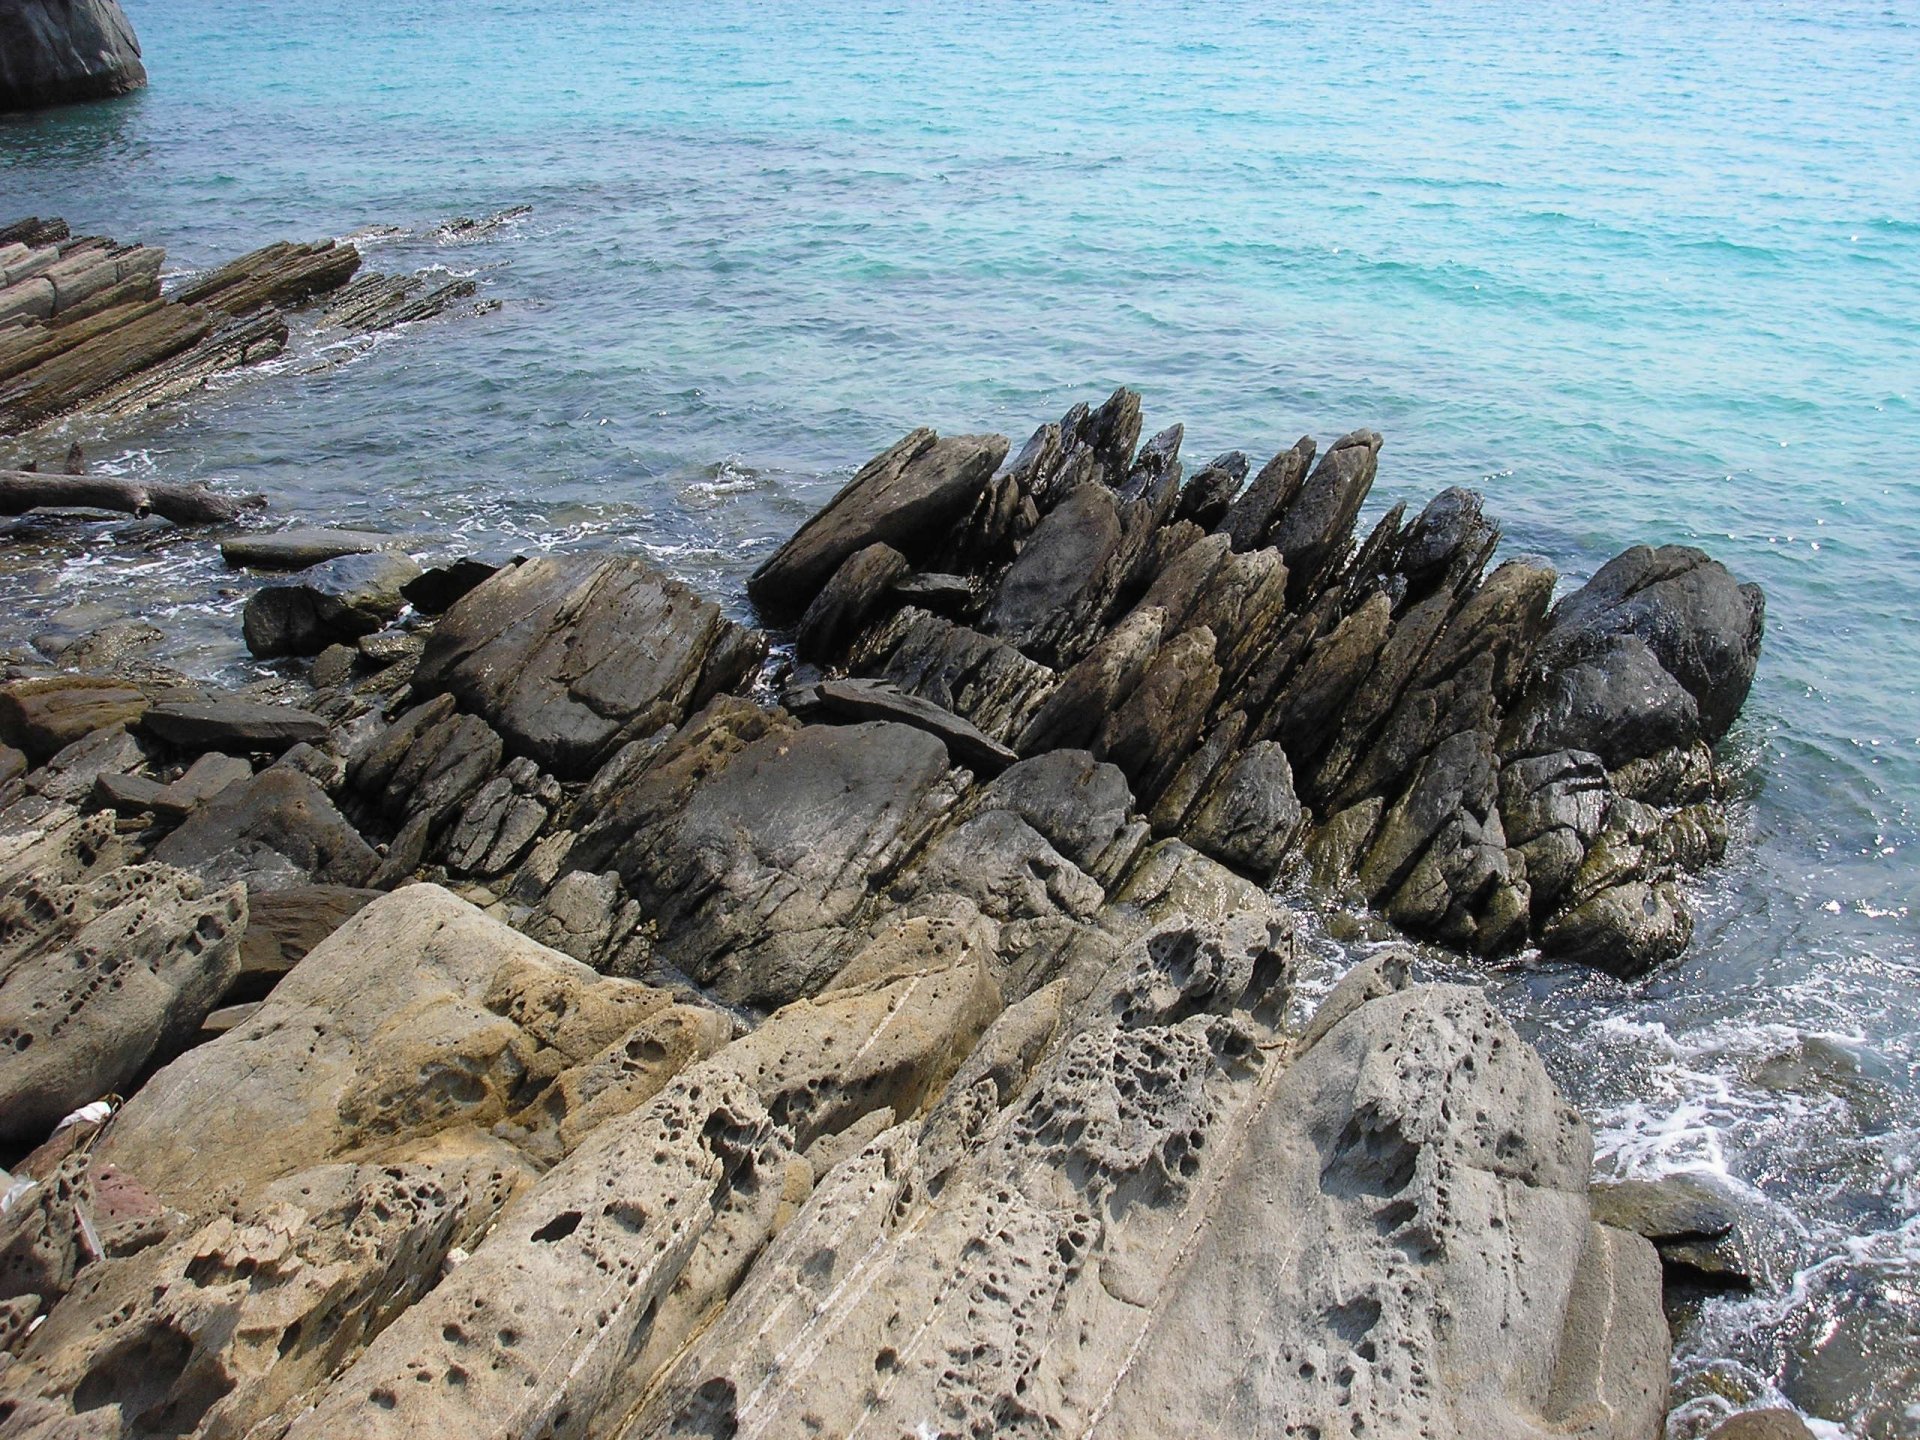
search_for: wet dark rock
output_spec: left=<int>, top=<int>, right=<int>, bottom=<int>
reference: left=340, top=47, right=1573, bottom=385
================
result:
left=242, top=550, right=422, bottom=658
left=25, top=720, right=146, bottom=803
left=220, top=528, right=398, bottom=571
left=310, top=642, right=357, bottom=689
left=1396, top=486, right=1498, bottom=589
left=412, top=553, right=764, bottom=781
left=400, top=556, right=502, bottom=615
left=747, top=429, right=1008, bottom=616
left=1504, top=632, right=1702, bottom=769
left=1539, top=879, right=1692, bottom=978
left=0, top=0, right=146, bottom=112
left=141, top=699, right=328, bottom=754
left=152, top=767, right=378, bottom=893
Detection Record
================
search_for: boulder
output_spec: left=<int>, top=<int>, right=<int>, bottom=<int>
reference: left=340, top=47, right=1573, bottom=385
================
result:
left=151, top=766, right=377, bottom=893
left=0, top=0, right=146, bottom=112
left=0, top=863, right=245, bottom=1145
left=1706, top=1411, right=1818, bottom=1440
left=748, top=429, right=1008, bottom=615
left=793, top=540, right=906, bottom=661
left=0, top=675, right=149, bottom=762
left=219, top=527, right=399, bottom=571
left=1502, top=632, right=1701, bottom=768
left=584, top=716, right=960, bottom=1008
left=412, top=553, right=765, bottom=780
left=1183, top=740, right=1303, bottom=882
left=140, top=698, right=327, bottom=754
left=95, top=884, right=681, bottom=1209
left=242, top=550, right=423, bottom=658
left=982, top=480, right=1126, bottom=662
left=1538, top=544, right=1765, bottom=740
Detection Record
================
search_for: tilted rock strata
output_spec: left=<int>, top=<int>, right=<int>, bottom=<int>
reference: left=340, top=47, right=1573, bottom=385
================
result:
left=0, top=385, right=1760, bottom=1436
left=756, top=387, right=1762, bottom=976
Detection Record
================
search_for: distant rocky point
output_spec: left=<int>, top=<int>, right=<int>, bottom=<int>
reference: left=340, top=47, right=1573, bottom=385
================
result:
left=0, top=0, right=147, bottom=113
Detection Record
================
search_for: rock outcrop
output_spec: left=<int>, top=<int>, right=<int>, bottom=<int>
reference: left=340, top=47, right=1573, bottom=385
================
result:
left=0, top=385, right=1766, bottom=1438
left=0, top=0, right=146, bottom=113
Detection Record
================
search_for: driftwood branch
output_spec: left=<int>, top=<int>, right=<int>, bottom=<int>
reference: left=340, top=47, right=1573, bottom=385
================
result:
left=0, top=470, right=249, bottom=525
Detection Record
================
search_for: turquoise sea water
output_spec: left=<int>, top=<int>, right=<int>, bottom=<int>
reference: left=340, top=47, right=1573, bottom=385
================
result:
left=4, top=2, right=1918, bottom=1432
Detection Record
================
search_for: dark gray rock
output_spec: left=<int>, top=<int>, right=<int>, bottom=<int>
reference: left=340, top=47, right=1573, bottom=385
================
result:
left=1217, top=436, right=1314, bottom=554
left=957, top=749, right=1145, bottom=886
left=1589, top=1172, right=1739, bottom=1245
left=412, top=553, right=765, bottom=780
left=1538, top=544, right=1765, bottom=740
left=802, top=677, right=1017, bottom=777
left=1502, top=632, right=1701, bottom=768
left=401, top=557, right=503, bottom=615
left=1266, top=429, right=1382, bottom=603
left=747, top=429, right=1008, bottom=616
left=242, top=551, right=423, bottom=659
left=1183, top=741, right=1303, bottom=883
left=795, top=542, right=907, bottom=662
left=853, top=607, right=1058, bottom=746
left=141, top=700, right=328, bottom=754
left=889, top=571, right=973, bottom=610
left=0, top=0, right=146, bottom=112
left=584, top=714, right=959, bottom=1008
left=1395, top=486, right=1497, bottom=589
left=981, top=481, right=1125, bottom=662
left=1172, top=450, right=1247, bottom=530
left=220, top=528, right=398, bottom=571
left=152, top=767, right=378, bottom=893
left=1096, top=624, right=1221, bottom=801
left=1539, top=879, right=1693, bottom=978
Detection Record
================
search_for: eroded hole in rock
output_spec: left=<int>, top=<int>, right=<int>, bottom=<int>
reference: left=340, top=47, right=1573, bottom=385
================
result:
left=1325, top=1294, right=1382, bottom=1349
left=72, top=1321, right=232, bottom=1436
left=1321, top=1110, right=1419, bottom=1198
left=530, top=1210, right=584, bottom=1243
left=669, top=1376, right=740, bottom=1438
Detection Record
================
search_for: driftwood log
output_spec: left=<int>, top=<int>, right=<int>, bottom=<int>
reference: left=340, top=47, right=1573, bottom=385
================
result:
left=0, top=469, right=247, bottom=524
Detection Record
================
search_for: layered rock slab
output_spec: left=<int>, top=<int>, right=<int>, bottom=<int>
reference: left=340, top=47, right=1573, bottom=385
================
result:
left=412, top=554, right=766, bottom=779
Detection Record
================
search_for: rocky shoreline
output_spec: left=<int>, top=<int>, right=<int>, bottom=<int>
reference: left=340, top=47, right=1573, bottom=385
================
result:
left=0, top=380, right=1784, bottom=1437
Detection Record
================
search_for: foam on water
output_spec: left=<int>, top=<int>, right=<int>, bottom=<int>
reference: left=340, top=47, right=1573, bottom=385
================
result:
left=4, top=1, right=1918, bottom=1432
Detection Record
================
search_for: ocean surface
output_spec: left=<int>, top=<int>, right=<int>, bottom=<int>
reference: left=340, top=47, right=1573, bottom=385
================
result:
left=3, top=1, right=1917, bottom=1432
